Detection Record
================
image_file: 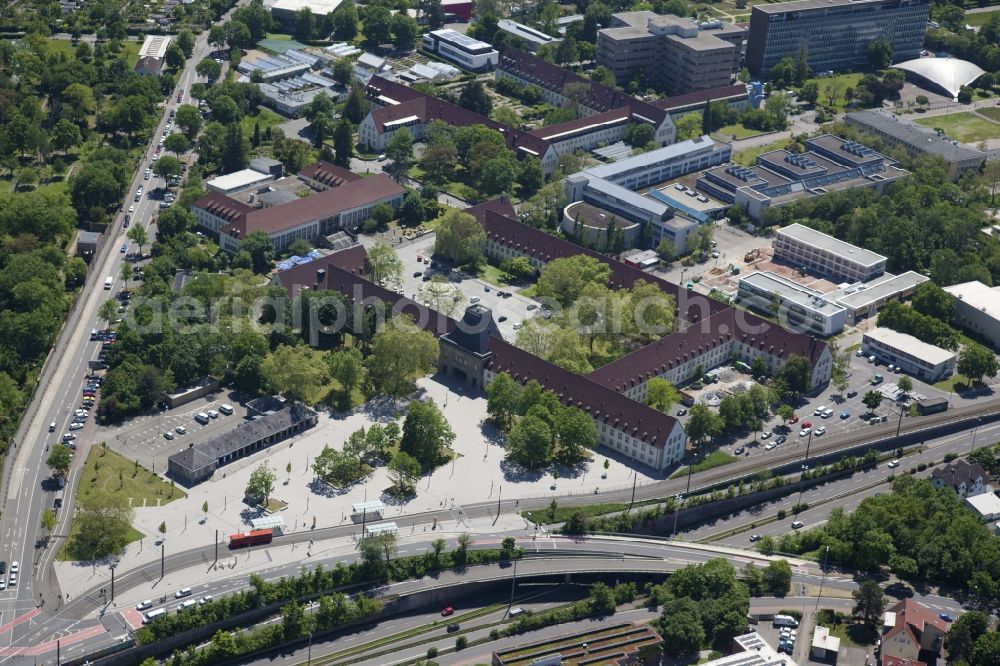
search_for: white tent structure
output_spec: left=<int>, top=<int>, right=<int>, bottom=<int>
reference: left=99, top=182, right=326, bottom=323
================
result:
left=894, top=57, right=985, bottom=98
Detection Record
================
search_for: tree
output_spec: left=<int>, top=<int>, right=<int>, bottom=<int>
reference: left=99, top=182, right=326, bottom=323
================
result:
left=658, top=597, right=705, bottom=656
left=800, top=80, right=820, bottom=105
left=458, top=80, right=492, bottom=116
left=387, top=450, right=421, bottom=494
left=312, top=445, right=361, bottom=485
left=99, top=299, right=119, bottom=329
left=685, top=403, right=723, bottom=445
left=479, top=155, right=518, bottom=197
left=625, top=122, right=655, bottom=148
left=384, top=127, right=414, bottom=182
left=401, top=399, right=454, bottom=470
left=774, top=354, right=812, bottom=400
left=66, top=487, right=135, bottom=560
left=51, top=118, right=82, bottom=154
left=763, top=559, right=792, bottom=596
left=245, top=464, right=276, bottom=504
left=867, top=37, right=893, bottom=70
left=486, top=372, right=521, bottom=430
left=40, top=507, right=57, bottom=533
left=399, top=192, right=425, bottom=226
left=164, top=133, right=190, bottom=154
left=241, top=230, right=275, bottom=274
left=333, top=120, right=353, bottom=167
left=363, top=5, right=393, bottom=45
left=852, top=580, right=886, bottom=626
left=675, top=113, right=703, bottom=141
left=434, top=208, right=486, bottom=265
left=328, top=348, right=366, bottom=396
left=175, top=105, right=203, bottom=140
left=367, top=242, right=403, bottom=290
left=505, top=412, right=554, bottom=469
left=945, top=611, right=989, bottom=664
left=166, top=43, right=186, bottom=69
left=554, top=406, right=596, bottom=465
left=196, top=57, right=222, bottom=83
left=225, top=19, right=254, bottom=48
left=793, top=45, right=811, bottom=85
left=221, top=124, right=249, bottom=172
left=501, top=256, right=535, bottom=282
left=127, top=225, right=148, bottom=255
left=958, top=343, right=999, bottom=385
left=518, top=156, right=544, bottom=196
left=295, top=7, right=316, bottom=39
left=208, top=25, right=227, bottom=49
left=897, top=375, right=913, bottom=399
left=862, top=390, right=884, bottom=414
left=392, top=14, right=419, bottom=51
left=47, top=444, right=72, bottom=476
left=536, top=255, right=612, bottom=307
left=343, top=85, right=368, bottom=124
left=421, top=143, right=458, bottom=184
left=367, top=316, right=440, bottom=397
left=646, top=377, right=680, bottom=414
left=153, top=155, right=183, bottom=179
left=260, top=345, right=329, bottom=403
left=912, top=282, right=955, bottom=321
left=777, top=404, right=795, bottom=425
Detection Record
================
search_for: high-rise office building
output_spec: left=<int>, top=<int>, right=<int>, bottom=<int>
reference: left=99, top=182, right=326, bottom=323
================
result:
left=597, top=12, right=744, bottom=94
left=745, top=0, right=929, bottom=78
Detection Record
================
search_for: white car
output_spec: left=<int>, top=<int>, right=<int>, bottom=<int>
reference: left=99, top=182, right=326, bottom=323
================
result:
left=815, top=426, right=827, bottom=436
left=813, top=405, right=826, bottom=416
left=8, top=573, right=15, bottom=587
left=888, top=459, right=900, bottom=468
left=799, top=427, right=811, bottom=437
left=128, top=206, right=135, bottom=214
left=177, top=599, right=197, bottom=611
left=207, top=410, right=219, bottom=419
left=199, top=595, right=213, bottom=604
left=764, top=442, right=777, bottom=451
left=760, top=431, right=772, bottom=440
left=10, top=561, right=18, bottom=574
left=68, top=422, right=84, bottom=431
left=163, top=431, right=175, bottom=440
left=137, top=599, right=153, bottom=610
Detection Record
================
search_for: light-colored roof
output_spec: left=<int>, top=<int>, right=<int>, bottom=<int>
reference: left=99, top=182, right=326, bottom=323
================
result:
left=741, top=271, right=847, bottom=315
left=845, top=109, right=987, bottom=164
left=863, top=327, right=956, bottom=366
left=966, top=492, right=1000, bottom=517
left=497, top=19, right=560, bottom=46
left=206, top=168, right=274, bottom=193
left=270, top=0, right=344, bottom=15
left=812, top=626, right=841, bottom=653
left=352, top=500, right=385, bottom=514
left=138, top=34, right=172, bottom=59
left=894, top=57, right=985, bottom=98
left=829, top=271, right=930, bottom=310
left=777, top=223, right=887, bottom=268
left=250, top=515, right=287, bottom=530
left=584, top=135, right=725, bottom=181
left=944, top=280, right=1000, bottom=323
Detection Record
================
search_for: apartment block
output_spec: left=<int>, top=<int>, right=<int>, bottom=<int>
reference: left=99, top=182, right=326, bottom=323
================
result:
left=943, top=280, right=1000, bottom=350
left=746, top=0, right=930, bottom=77
left=774, top=223, right=887, bottom=283
left=598, top=12, right=744, bottom=94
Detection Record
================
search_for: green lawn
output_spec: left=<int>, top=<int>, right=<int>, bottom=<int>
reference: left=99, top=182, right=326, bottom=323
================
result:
left=801, top=72, right=862, bottom=112
left=242, top=107, right=286, bottom=139
left=828, top=622, right=879, bottom=648
left=57, top=445, right=184, bottom=560
left=478, top=262, right=513, bottom=287
left=978, top=107, right=1000, bottom=123
left=735, top=140, right=788, bottom=166
left=965, top=8, right=1000, bottom=26
left=670, top=450, right=738, bottom=479
left=714, top=123, right=766, bottom=140
left=524, top=501, right=631, bottom=526
left=915, top=112, right=1000, bottom=143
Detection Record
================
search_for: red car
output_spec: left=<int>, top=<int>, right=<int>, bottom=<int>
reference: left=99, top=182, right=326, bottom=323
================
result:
left=441, top=606, right=454, bottom=617
left=802, top=420, right=812, bottom=429
left=789, top=415, right=799, bottom=424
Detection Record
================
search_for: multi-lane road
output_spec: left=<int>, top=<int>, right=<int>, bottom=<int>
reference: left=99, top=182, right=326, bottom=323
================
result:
left=0, top=13, right=240, bottom=663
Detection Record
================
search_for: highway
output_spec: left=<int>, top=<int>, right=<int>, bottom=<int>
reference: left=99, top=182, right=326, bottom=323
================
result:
left=0, top=10, right=244, bottom=663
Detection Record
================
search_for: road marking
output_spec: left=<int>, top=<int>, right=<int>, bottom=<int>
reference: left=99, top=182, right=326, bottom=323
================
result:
left=0, top=623, right=108, bottom=656
left=0, top=609, right=40, bottom=636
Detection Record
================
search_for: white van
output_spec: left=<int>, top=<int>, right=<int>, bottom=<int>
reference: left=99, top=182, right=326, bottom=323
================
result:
left=177, top=599, right=198, bottom=611
left=175, top=587, right=193, bottom=598
left=219, top=404, right=234, bottom=415
left=773, top=615, right=799, bottom=628
left=469, top=296, right=481, bottom=304
left=104, top=276, right=113, bottom=290
left=143, top=608, right=167, bottom=623
left=194, top=412, right=210, bottom=424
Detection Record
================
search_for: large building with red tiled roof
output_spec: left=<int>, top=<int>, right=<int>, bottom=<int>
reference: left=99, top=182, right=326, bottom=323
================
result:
left=882, top=599, right=949, bottom=663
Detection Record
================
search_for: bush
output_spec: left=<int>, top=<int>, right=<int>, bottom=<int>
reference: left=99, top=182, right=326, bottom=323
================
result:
left=427, top=647, right=438, bottom=658
left=776, top=509, right=786, bottom=520
left=944, top=452, right=958, bottom=462
left=455, top=636, right=468, bottom=650
left=917, top=463, right=927, bottom=471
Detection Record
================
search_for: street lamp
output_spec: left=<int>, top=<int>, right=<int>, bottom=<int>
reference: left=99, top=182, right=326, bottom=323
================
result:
left=816, top=545, right=830, bottom=607
left=671, top=494, right=684, bottom=539
left=972, top=417, right=983, bottom=452
left=796, top=464, right=809, bottom=511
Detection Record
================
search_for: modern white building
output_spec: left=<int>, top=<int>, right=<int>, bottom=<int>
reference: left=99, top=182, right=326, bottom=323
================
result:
left=774, top=223, right=888, bottom=283
left=497, top=19, right=561, bottom=51
left=826, top=271, right=929, bottom=325
left=738, top=271, right=847, bottom=337
left=943, top=280, right=1000, bottom=350
left=138, top=34, right=172, bottom=60
left=421, top=29, right=499, bottom=71
left=966, top=492, right=1000, bottom=522
left=206, top=168, right=276, bottom=195
left=861, top=327, right=957, bottom=382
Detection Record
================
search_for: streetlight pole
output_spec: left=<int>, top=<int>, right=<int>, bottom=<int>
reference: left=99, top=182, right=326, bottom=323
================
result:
left=896, top=403, right=905, bottom=437
left=110, top=565, right=115, bottom=603
left=797, top=464, right=809, bottom=511
left=816, top=545, right=829, bottom=608
left=972, top=418, right=982, bottom=452
left=506, top=556, right=518, bottom=617
left=671, top=494, right=683, bottom=539
left=307, top=632, right=313, bottom=665
left=803, top=431, right=814, bottom=463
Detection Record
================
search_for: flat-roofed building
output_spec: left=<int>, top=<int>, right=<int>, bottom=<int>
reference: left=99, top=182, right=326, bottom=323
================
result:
left=862, top=327, right=957, bottom=382
left=598, top=12, right=744, bottom=94
left=738, top=271, right=847, bottom=336
left=422, top=29, right=499, bottom=71
left=943, top=280, right=1000, bottom=349
left=138, top=34, right=172, bottom=60
left=774, top=223, right=888, bottom=283
left=206, top=168, right=276, bottom=195
left=270, top=0, right=344, bottom=27
left=827, top=271, right=929, bottom=324
left=697, top=135, right=908, bottom=220
left=746, top=0, right=930, bottom=78
left=497, top=19, right=561, bottom=51
left=562, top=201, right=644, bottom=250
left=845, top=109, right=987, bottom=182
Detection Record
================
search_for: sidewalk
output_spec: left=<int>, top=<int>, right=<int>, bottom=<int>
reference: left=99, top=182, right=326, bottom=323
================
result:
left=58, top=512, right=531, bottom=617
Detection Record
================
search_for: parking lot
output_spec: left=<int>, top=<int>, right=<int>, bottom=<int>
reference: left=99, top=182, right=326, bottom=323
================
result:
left=102, top=394, right=241, bottom=472
left=361, top=232, right=544, bottom=341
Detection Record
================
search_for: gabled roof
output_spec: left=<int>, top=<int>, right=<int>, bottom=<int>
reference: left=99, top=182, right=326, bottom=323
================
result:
left=298, top=161, right=363, bottom=188
left=222, top=175, right=404, bottom=239
left=134, top=56, right=163, bottom=73
left=192, top=191, right=254, bottom=223
left=651, top=84, right=749, bottom=111
left=366, top=76, right=551, bottom=160
left=930, top=459, right=985, bottom=489
left=884, top=599, right=948, bottom=647
left=497, top=47, right=668, bottom=127
left=274, top=244, right=370, bottom=296
left=487, top=337, right=678, bottom=448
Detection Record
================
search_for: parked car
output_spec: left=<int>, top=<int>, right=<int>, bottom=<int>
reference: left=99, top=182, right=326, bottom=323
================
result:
left=676, top=409, right=688, bottom=417
left=847, top=390, right=858, bottom=398
left=733, top=446, right=746, bottom=455
left=940, top=612, right=954, bottom=622
left=164, top=431, right=175, bottom=440
left=175, top=426, right=187, bottom=435
left=760, top=431, right=772, bottom=439
left=840, top=411, right=850, bottom=419
left=775, top=435, right=787, bottom=445
left=815, top=426, right=827, bottom=436
left=799, top=427, right=811, bottom=437
left=789, top=415, right=799, bottom=424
